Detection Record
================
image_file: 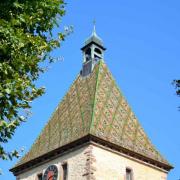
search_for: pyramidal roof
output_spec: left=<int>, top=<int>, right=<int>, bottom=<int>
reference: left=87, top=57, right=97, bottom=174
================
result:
left=11, top=60, right=172, bottom=173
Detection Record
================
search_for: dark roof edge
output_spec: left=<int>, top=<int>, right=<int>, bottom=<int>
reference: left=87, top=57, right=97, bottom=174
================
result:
left=81, top=41, right=106, bottom=51
left=90, top=135, right=173, bottom=171
left=10, top=134, right=173, bottom=176
left=10, top=135, right=90, bottom=176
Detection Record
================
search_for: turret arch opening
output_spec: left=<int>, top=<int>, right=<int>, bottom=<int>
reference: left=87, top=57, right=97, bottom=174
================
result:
left=85, top=48, right=91, bottom=62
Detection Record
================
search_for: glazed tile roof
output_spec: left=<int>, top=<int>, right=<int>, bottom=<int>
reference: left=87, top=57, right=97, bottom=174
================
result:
left=14, top=60, right=170, bottom=168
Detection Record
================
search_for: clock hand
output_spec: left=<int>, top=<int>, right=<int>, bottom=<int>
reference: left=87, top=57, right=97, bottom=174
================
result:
left=48, top=175, right=53, bottom=180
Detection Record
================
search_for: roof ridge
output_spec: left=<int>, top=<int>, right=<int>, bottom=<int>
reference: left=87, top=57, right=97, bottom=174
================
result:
left=103, top=67, right=167, bottom=161
left=90, top=60, right=103, bottom=131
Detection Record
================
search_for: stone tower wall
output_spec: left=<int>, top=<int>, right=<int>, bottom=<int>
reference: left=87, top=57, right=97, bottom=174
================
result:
left=17, top=144, right=168, bottom=180
left=92, top=145, right=167, bottom=180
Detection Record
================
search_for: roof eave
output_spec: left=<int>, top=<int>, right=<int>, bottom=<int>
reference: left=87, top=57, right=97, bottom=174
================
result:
left=81, top=41, right=106, bottom=51
left=10, top=134, right=173, bottom=176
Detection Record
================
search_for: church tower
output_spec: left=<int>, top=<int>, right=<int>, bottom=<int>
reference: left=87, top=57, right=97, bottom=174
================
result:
left=10, top=27, right=173, bottom=180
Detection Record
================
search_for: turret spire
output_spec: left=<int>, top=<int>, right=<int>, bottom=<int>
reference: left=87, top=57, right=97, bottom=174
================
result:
left=81, top=23, right=106, bottom=77
left=92, top=20, right=96, bottom=36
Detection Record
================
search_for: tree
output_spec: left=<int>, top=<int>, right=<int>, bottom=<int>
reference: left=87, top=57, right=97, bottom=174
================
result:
left=173, top=80, right=180, bottom=110
left=174, top=80, right=180, bottom=97
left=0, top=0, right=69, bottom=161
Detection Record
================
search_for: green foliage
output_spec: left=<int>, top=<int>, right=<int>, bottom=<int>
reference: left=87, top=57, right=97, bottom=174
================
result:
left=173, top=79, right=180, bottom=110
left=174, top=80, right=180, bottom=96
left=0, top=0, right=67, bottom=160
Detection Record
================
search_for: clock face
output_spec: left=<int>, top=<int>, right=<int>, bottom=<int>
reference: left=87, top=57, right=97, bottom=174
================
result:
left=43, top=165, right=58, bottom=180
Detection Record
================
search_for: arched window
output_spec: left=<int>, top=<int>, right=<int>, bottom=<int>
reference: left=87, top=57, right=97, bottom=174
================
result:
left=126, top=168, right=133, bottom=180
left=85, top=48, right=91, bottom=62
left=37, top=173, right=43, bottom=180
left=62, top=163, right=68, bottom=180
left=94, top=54, right=101, bottom=62
left=94, top=48, right=102, bottom=55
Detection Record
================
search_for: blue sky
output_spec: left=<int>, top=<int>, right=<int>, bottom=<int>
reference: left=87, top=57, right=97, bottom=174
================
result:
left=2, top=0, right=180, bottom=179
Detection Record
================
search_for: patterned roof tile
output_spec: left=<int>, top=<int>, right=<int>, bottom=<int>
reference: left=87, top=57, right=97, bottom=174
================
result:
left=14, top=60, right=170, bottom=168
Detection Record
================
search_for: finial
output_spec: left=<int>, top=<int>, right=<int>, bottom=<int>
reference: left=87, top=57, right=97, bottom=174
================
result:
left=92, top=19, right=97, bottom=36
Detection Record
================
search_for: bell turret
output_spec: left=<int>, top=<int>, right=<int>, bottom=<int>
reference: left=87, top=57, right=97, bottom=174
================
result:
left=81, top=23, right=106, bottom=77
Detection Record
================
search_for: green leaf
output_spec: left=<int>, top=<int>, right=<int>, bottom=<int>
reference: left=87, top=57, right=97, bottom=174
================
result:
left=0, top=0, right=69, bottom=162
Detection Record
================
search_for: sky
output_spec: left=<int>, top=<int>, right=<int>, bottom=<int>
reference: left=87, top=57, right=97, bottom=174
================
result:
left=1, top=0, right=180, bottom=179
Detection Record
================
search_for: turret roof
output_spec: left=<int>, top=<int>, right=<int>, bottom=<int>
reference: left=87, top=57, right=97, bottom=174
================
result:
left=81, top=26, right=106, bottom=51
